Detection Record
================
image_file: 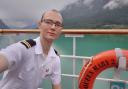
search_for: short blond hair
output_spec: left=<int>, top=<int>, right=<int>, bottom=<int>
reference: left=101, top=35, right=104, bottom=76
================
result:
left=40, top=9, right=63, bottom=22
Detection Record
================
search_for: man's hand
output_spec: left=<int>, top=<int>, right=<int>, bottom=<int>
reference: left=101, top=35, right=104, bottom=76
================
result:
left=0, top=53, right=8, bottom=73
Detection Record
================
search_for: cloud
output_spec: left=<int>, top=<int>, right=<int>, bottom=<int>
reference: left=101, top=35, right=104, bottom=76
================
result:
left=103, top=0, right=128, bottom=10
left=0, top=0, right=77, bottom=27
left=78, top=0, right=94, bottom=8
left=83, top=0, right=94, bottom=6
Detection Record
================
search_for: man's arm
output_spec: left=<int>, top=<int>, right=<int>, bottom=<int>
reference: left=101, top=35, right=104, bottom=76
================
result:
left=52, top=84, right=61, bottom=89
left=0, top=53, right=8, bottom=73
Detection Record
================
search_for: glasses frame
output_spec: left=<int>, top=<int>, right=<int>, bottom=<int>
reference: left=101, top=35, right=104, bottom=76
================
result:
left=41, top=19, right=63, bottom=28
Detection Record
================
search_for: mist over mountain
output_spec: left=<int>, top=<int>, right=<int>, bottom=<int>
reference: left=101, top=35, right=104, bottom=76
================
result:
left=61, top=0, right=128, bottom=29
left=22, top=23, right=38, bottom=29
left=0, top=19, right=9, bottom=29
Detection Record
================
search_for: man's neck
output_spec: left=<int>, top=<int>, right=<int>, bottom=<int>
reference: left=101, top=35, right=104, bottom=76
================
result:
left=41, top=38, right=52, bottom=55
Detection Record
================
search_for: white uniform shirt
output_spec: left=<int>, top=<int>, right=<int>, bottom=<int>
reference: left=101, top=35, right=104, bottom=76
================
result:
left=0, top=37, right=61, bottom=89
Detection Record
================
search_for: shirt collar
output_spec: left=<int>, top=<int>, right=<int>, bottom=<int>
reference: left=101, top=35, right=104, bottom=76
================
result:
left=34, top=37, right=56, bottom=57
left=48, top=47, right=56, bottom=58
left=34, top=37, right=42, bottom=54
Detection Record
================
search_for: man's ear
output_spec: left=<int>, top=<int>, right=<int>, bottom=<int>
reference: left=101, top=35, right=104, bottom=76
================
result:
left=38, top=21, right=41, bottom=29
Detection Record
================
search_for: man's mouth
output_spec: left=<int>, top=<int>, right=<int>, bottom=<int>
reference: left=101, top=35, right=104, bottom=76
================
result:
left=47, top=32, right=56, bottom=36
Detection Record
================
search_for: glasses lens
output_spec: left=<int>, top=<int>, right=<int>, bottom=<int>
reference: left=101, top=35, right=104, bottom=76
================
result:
left=43, top=19, right=53, bottom=25
left=43, top=19, right=63, bottom=27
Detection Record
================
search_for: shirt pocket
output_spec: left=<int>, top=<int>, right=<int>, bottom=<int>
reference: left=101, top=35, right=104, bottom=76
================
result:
left=41, top=66, right=52, bottom=79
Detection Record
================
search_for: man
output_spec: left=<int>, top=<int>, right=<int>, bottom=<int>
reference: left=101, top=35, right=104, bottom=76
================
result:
left=0, top=9, right=63, bottom=89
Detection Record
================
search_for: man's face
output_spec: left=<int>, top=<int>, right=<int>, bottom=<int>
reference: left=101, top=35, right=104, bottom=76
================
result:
left=39, top=11, right=63, bottom=41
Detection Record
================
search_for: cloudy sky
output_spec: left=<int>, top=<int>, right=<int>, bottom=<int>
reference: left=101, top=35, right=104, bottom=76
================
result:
left=83, top=0, right=128, bottom=10
left=1, top=0, right=127, bottom=20
left=0, top=0, right=77, bottom=27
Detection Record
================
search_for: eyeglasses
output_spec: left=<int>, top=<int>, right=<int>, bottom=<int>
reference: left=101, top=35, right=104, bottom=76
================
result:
left=42, top=19, right=63, bottom=28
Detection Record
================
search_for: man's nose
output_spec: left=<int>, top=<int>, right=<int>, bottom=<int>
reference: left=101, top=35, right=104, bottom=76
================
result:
left=51, top=24, right=56, bottom=29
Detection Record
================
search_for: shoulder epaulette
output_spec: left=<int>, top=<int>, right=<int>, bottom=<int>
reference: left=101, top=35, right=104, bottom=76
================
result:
left=20, top=39, right=36, bottom=49
left=54, top=49, right=60, bottom=57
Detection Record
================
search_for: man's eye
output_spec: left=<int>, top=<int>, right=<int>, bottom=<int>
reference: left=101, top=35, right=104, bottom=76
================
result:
left=43, top=19, right=63, bottom=27
left=55, top=22, right=63, bottom=27
left=45, top=21, right=52, bottom=24
left=56, top=23, right=61, bottom=27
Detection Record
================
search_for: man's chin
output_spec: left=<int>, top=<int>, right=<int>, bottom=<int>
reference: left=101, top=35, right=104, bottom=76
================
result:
left=47, top=36, right=56, bottom=41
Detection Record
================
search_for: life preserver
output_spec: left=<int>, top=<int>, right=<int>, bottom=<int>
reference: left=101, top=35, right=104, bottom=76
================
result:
left=79, top=49, right=128, bottom=89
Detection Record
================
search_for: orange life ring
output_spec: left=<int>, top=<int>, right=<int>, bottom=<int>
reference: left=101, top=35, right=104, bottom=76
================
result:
left=79, top=49, right=128, bottom=89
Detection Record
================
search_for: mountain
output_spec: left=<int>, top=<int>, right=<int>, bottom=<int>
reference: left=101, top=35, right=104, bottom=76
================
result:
left=9, top=23, right=37, bottom=29
left=61, top=0, right=128, bottom=29
left=22, top=23, right=37, bottom=29
left=0, top=19, right=9, bottom=29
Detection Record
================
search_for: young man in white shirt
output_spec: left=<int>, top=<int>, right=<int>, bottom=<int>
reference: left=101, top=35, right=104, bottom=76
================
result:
left=0, top=9, right=63, bottom=89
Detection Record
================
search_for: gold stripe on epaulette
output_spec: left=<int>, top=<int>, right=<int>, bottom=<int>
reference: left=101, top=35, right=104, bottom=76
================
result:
left=24, top=40, right=31, bottom=48
left=22, top=40, right=31, bottom=48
